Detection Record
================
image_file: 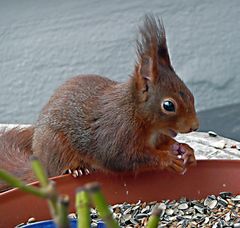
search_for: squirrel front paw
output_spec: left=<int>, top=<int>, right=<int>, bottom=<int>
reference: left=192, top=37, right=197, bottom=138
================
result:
left=158, top=150, right=185, bottom=174
left=171, top=143, right=196, bottom=167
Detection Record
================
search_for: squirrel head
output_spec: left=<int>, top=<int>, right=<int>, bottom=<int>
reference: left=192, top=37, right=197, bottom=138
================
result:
left=132, top=15, right=199, bottom=137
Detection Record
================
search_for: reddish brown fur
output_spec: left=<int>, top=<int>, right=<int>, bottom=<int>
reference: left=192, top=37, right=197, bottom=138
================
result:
left=0, top=127, right=34, bottom=192
left=0, top=15, right=199, bottom=192
left=33, top=126, right=101, bottom=176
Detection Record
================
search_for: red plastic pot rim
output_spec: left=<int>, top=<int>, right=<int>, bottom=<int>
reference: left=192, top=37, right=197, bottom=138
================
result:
left=0, top=160, right=239, bottom=227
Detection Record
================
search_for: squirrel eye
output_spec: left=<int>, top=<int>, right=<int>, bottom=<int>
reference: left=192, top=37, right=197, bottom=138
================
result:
left=162, top=100, right=176, bottom=113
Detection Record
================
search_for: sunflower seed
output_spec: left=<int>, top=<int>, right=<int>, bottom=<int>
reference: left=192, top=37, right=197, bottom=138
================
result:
left=208, top=131, right=218, bottom=137
left=178, top=203, right=189, bottom=210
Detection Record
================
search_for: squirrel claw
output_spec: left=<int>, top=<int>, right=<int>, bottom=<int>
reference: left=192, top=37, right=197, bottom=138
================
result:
left=181, top=168, right=187, bottom=175
left=84, top=168, right=90, bottom=175
left=182, top=153, right=190, bottom=165
left=66, top=169, right=72, bottom=174
left=65, top=168, right=91, bottom=178
left=72, top=170, right=80, bottom=177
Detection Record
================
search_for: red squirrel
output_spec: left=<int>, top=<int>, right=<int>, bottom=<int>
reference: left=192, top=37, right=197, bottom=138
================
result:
left=0, top=15, right=199, bottom=192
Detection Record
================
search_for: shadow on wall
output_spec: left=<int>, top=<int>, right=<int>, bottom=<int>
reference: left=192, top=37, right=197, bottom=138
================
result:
left=198, top=103, right=240, bottom=141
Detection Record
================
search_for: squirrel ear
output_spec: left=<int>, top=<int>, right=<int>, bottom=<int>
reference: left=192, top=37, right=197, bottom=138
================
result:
left=134, top=63, right=151, bottom=102
left=135, top=15, right=174, bottom=84
left=135, top=54, right=158, bottom=83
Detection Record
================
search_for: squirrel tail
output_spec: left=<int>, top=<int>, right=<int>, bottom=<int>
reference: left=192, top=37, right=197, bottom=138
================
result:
left=0, top=127, right=35, bottom=192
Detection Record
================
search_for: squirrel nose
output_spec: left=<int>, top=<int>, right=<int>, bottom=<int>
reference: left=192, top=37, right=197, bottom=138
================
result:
left=190, top=127, right=198, bottom=132
left=190, top=119, right=199, bottom=132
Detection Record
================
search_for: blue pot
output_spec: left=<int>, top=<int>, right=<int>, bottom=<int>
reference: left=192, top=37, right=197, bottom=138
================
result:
left=21, top=219, right=106, bottom=228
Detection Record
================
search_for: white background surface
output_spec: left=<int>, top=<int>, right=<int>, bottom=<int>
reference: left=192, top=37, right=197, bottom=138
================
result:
left=0, top=0, right=239, bottom=123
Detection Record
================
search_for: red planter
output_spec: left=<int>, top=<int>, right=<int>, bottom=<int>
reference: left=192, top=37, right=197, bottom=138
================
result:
left=0, top=160, right=239, bottom=227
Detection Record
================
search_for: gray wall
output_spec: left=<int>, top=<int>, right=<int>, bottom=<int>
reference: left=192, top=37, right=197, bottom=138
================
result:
left=0, top=0, right=239, bottom=124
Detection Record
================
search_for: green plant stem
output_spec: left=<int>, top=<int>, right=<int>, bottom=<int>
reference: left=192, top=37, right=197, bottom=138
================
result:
left=30, top=155, right=49, bottom=187
left=45, top=181, right=59, bottom=218
left=0, top=169, right=47, bottom=198
left=0, top=157, right=70, bottom=228
left=146, top=207, right=162, bottom=228
left=30, top=156, right=59, bottom=223
left=76, top=187, right=91, bottom=228
left=57, top=195, right=70, bottom=228
left=85, top=182, right=120, bottom=228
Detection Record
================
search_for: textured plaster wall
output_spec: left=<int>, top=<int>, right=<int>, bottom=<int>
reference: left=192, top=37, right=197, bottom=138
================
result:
left=0, top=0, right=239, bottom=123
